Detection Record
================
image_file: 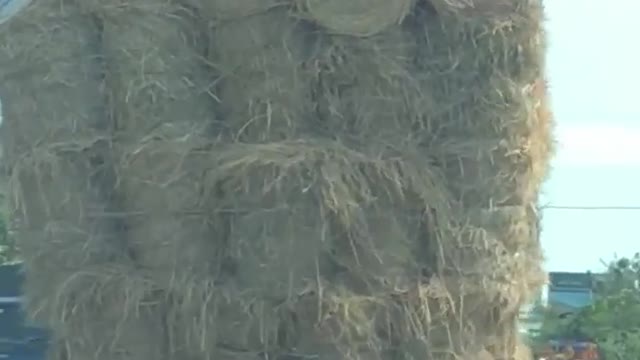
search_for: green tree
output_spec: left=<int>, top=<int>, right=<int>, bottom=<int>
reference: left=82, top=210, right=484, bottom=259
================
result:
left=536, top=255, right=640, bottom=359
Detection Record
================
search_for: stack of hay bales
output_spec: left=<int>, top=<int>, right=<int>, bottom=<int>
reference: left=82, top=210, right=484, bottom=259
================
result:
left=0, top=0, right=552, bottom=359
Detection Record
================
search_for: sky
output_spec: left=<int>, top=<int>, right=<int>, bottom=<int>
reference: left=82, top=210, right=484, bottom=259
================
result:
left=541, top=0, right=640, bottom=272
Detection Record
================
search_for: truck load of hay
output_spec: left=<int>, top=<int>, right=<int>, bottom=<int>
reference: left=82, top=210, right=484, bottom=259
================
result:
left=0, top=0, right=552, bottom=359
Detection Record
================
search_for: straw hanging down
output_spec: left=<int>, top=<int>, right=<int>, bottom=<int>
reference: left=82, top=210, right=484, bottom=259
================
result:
left=99, top=0, right=217, bottom=292
left=188, top=138, right=452, bottom=358
left=411, top=0, right=551, bottom=208
left=35, top=266, right=167, bottom=360
left=97, top=2, right=221, bottom=358
left=400, top=2, right=550, bottom=358
left=0, top=0, right=154, bottom=356
left=0, top=0, right=119, bottom=321
left=189, top=15, right=320, bottom=356
left=304, top=25, right=443, bottom=292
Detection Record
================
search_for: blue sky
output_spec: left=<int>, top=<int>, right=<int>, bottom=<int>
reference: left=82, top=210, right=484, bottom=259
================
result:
left=541, top=0, right=640, bottom=272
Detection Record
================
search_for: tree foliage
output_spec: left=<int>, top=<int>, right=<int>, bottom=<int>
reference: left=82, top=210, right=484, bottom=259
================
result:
left=536, top=255, right=640, bottom=359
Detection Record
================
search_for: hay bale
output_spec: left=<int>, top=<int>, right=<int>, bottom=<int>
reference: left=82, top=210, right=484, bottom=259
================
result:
left=170, top=1, right=549, bottom=357
left=33, top=265, right=166, bottom=360
left=96, top=0, right=217, bottom=291
left=363, top=1, right=548, bottom=357
left=310, top=28, right=425, bottom=145
left=107, top=137, right=451, bottom=359
left=297, top=0, right=415, bottom=37
left=9, top=151, right=128, bottom=317
left=409, top=0, right=552, bottom=207
left=169, top=139, right=452, bottom=356
left=170, top=290, right=296, bottom=357
left=458, top=205, right=545, bottom=298
left=1, top=1, right=552, bottom=360
left=0, top=0, right=109, bottom=159
left=209, top=8, right=311, bottom=142
left=407, top=2, right=550, bottom=336
left=115, top=136, right=219, bottom=292
left=1, top=2, right=214, bottom=358
left=382, top=276, right=522, bottom=359
left=98, top=1, right=214, bottom=140
left=200, top=0, right=286, bottom=21
left=290, top=292, right=397, bottom=359
left=0, top=0, right=126, bottom=331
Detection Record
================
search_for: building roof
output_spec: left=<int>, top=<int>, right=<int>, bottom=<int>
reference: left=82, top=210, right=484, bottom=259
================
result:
left=548, top=289, right=594, bottom=310
left=548, top=272, right=594, bottom=289
left=0, top=264, right=23, bottom=299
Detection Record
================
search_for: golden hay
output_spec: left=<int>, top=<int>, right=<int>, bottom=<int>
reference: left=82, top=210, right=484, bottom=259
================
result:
left=201, top=0, right=287, bottom=21
left=116, top=135, right=219, bottom=293
left=98, top=1, right=213, bottom=140
left=310, top=28, right=424, bottom=145
left=0, top=0, right=108, bottom=160
left=514, top=339, right=534, bottom=360
left=0, top=0, right=125, bottom=335
left=209, top=9, right=311, bottom=142
left=463, top=205, right=545, bottom=295
left=96, top=1, right=217, bottom=293
left=429, top=0, right=517, bottom=19
left=0, top=0, right=553, bottom=359
left=298, top=0, right=415, bottom=37
left=31, top=265, right=165, bottom=360
left=409, top=0, right=551, bottom=208
left=154, top=138, right=452, bottom=357
left=9, top=150, right=129, bottom=319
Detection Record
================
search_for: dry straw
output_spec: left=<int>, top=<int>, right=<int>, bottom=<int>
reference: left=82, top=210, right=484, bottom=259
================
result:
left=32, top=264, right=166, bottom=360
left=309, top=27, right=425, bottom=146
left=430, top=0, right=516, bottom=19
left=298, top=0, right=416, bottom=37
left=379, top=0, right=549, bottom=357
left=96, top=2, right=220, bottom=354
left=0, top=0, right=109, bottom=159
left=201, top=0, right=287, bottom=21
left=160, top=138, right=452, bottom=358
left=208, top=8, right=311, bottom=142
left=0, top=0, right=553, bottom=359
left=97, top=0, right=217, bottom=293
left=97, top=1, right=214, bottom=141
left=0, top=0, right=123, bottom=339
left=165, top=6, right=317, bottom=355
left=409, top=0, right=552, bottom=208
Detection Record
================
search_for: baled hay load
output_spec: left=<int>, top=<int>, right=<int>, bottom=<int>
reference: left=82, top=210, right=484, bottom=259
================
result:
left=97, top=2, right=218, bottom=358
left=97, top=0, right=216, bottom=295
left=0, top=0, right=167, bottom=358
left=0, top=0, right=553, bottom=359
